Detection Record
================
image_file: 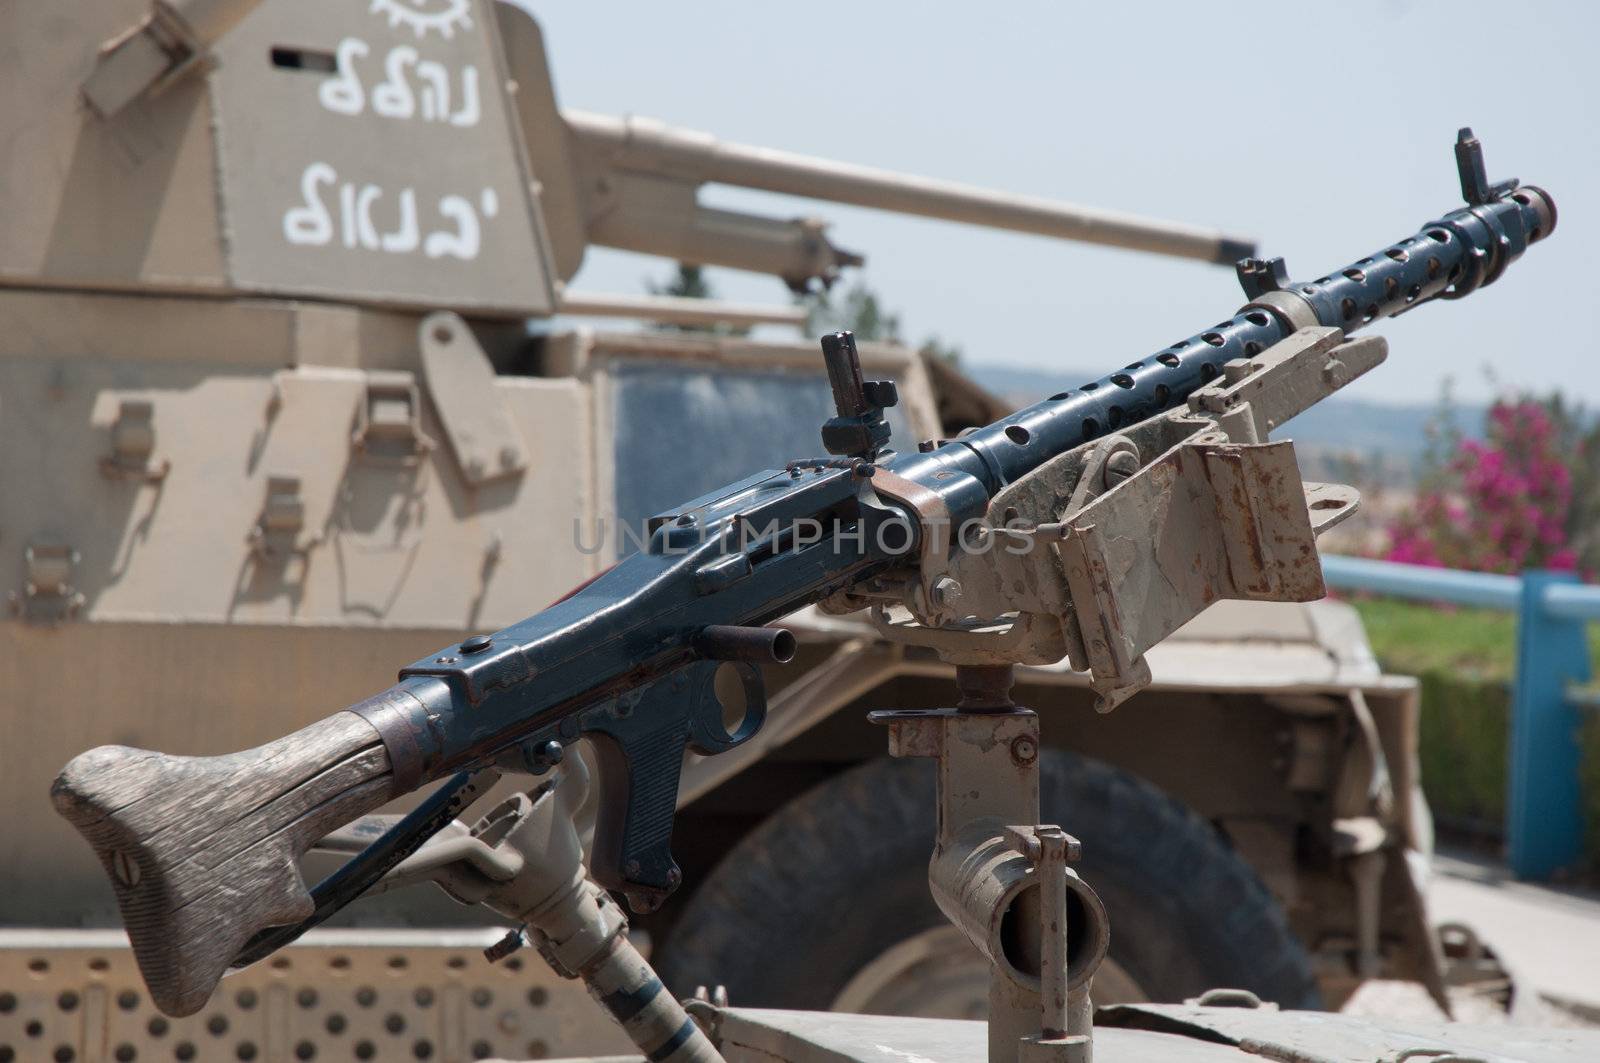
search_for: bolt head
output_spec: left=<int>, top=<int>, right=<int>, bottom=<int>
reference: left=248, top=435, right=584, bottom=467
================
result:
left=1103, top=450, right=1140, bottom=487
left=1010, top=734, right=1039, bottom=766
left=461, top=634, right=493, bottom=654
left=930, top=576, right=962, bottom=609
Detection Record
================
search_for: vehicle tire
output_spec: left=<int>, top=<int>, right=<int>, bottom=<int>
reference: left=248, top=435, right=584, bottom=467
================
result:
left=656, top=750, right=1320, bottom=1014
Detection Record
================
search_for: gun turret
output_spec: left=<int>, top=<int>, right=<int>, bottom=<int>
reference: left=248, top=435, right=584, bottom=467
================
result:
left=501, top=3, right=1255, bottom=291
left=3, top=0, right=1253, bottom=326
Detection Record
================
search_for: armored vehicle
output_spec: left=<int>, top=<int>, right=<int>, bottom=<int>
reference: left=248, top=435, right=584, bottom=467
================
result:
left=2, top=0, right=1455, bottom=1056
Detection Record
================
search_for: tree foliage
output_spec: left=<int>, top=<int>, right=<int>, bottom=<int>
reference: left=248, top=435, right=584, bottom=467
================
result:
left=645, top=265, right=965, bottom=363
left=645, top=263, right=749, bottom=335
left=1385, top=392, right=1600, bottom=575
left=797, top=280, right=963, bottom=365
left=799, top=281, right=901, bottom=343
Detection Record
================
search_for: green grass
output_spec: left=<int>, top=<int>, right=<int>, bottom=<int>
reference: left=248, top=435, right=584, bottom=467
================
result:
left=1350, top=598, right=1519, bottom=681
left=1349, top=597, right=1600, bottom=683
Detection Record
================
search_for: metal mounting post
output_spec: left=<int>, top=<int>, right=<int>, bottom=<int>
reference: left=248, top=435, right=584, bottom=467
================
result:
left=871, top=665, right=1106, bottom=1063
left=313, top=759, right=724, bottom=1063
left=1509, top=570, right=1591, bottom=878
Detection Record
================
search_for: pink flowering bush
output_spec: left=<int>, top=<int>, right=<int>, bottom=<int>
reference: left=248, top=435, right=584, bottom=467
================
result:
left=1385, top=397, right=1586, bottom=574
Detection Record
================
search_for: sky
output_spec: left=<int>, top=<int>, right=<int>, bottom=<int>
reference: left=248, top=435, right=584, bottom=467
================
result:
left=519, top=0, right=1596, bottom=407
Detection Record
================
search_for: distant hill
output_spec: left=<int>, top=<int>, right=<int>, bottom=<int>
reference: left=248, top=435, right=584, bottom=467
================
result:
left=966, top=364, right=1481, bottom=482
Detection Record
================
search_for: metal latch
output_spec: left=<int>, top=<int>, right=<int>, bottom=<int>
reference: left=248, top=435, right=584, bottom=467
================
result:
left=100, top=399, right=170, bottom=482
left=81, top=2, right=207, bottom=119
left=351, top=372, right=434, bottom=467
left=249, top=476, right=307, bottom=561
left=10, top=541, right=85, bottom=623
left=419, top=312, right=529, bottom=486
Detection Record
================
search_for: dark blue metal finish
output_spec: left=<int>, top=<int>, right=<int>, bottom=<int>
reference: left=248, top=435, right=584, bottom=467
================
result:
left=252, top=132, right=1554, bottom=958
left=819, top=330, right=899, bottom=459
left=928, top=130, right=1552, bottom=494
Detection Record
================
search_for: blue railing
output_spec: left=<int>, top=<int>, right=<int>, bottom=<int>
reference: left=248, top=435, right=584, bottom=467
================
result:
left=1320, top=556, right=1600, bottom=879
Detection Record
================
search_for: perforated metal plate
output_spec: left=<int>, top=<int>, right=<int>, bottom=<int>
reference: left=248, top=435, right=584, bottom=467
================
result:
left=0, top=929, right=633, bottom=1063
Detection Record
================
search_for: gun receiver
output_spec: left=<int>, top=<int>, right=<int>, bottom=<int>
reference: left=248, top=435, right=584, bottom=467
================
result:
left=53, top=130, right=1554, bottom=1017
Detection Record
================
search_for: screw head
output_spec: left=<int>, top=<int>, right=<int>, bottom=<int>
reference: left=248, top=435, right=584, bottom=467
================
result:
left=461, top=634, right=493, bottom=654
left=1103, top=450, right=1140, bottom=487
left=111, top=850, right=140, bottom=888
left=1010, top=735, right=1039, bottom=766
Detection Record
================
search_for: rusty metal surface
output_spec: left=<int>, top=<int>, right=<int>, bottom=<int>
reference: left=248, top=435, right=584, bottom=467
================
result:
left=846, top=329, right=1386, bottom=711
left=1056, top=438, right=1326, bottom=709
left=0, top=929, right=633, bottom=1062
left=870, top=668, right=1109, bottom=1062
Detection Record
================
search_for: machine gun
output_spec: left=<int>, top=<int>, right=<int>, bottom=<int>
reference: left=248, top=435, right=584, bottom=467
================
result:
left=53, top=132, right=1554, bottom=1039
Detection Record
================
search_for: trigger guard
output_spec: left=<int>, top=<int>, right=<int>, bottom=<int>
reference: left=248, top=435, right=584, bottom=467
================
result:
left=685, top=660, right=767, bottom=755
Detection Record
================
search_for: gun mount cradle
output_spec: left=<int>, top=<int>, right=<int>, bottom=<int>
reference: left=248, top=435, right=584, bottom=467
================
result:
left=831, top=325, right=1378, bottom=714
left=832, top=325, right=1375, bottom=1063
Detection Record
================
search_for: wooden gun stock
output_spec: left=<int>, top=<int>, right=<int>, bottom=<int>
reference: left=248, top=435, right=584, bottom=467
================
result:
left=51, top=713, right=396, bottom=1017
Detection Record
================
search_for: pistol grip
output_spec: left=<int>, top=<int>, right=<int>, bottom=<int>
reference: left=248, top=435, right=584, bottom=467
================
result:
left=582, top=661, right=768, bottom=912
left=584, top=702, right=690, bottom=912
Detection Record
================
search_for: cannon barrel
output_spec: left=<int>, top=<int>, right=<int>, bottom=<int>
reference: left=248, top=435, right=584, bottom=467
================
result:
left=564, top=110, right=1257, bottom=267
